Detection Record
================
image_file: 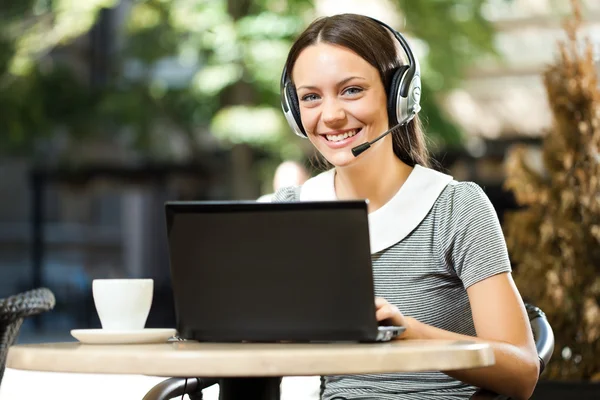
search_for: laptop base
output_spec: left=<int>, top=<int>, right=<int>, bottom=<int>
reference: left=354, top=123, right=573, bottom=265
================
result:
left=376, top=326, right=405, bottom=342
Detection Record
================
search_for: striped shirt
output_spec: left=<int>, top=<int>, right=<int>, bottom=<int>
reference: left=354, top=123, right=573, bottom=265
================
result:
left=272, top=165, right=511, bottom=399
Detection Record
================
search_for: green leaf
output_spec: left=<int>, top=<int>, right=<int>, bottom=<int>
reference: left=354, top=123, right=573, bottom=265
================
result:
left=211, top=105, right=286, bottom=146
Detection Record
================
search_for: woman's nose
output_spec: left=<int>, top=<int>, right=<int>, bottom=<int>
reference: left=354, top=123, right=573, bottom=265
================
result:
left=321, top=98, right=346, bottom=126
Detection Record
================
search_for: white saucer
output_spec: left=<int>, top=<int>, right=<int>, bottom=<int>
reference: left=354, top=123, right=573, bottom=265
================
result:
left=70, top=328, right=177, bottom=344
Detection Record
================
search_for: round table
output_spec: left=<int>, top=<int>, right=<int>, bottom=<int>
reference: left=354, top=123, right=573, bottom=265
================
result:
left=7, top=340, right=494, bottom=399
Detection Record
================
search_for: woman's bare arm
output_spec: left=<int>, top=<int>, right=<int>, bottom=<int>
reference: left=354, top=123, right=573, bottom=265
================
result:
left=377, top=272, right=540, bottom=400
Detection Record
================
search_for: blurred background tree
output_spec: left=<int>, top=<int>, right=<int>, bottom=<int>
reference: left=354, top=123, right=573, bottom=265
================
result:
left=503, top=0, right=600, bottom=382
left=0, top=0, right=500, bottom=192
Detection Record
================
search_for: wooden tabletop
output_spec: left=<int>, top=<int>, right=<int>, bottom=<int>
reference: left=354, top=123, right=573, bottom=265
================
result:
left=7, top=340, right=494, bottom=378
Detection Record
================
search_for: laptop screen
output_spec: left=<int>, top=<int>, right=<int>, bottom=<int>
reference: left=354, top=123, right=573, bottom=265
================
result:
left=165, top=201, right=378, bottom=342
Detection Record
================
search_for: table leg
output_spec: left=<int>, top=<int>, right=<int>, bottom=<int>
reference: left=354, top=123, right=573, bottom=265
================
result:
left=218, top=377, right=281, bottom=400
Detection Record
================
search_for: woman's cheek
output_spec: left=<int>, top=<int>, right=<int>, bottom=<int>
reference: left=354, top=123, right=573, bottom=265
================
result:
left=300, top=107, right=319, bottom=129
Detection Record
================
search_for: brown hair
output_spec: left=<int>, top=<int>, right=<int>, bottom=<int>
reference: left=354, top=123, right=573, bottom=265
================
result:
left=284, top=14, right=430, bottom=168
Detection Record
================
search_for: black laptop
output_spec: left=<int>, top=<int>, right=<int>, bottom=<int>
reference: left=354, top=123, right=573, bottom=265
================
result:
left=164, top=200, right=404, bottom=343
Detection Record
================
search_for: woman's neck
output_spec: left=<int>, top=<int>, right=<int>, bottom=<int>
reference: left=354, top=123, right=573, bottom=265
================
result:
left=334, top=149, right=413, bottom=213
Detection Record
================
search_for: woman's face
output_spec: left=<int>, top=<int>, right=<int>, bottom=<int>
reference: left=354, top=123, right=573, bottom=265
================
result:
left=292, top=42, right=389, bottom=167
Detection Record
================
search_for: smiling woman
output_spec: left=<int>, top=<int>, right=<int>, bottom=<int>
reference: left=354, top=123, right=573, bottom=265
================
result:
left=294, top=47, right=388, bottom=166
left=272, top=13, right=541, bottom=400
left=280, top=15, right=429, bottom=172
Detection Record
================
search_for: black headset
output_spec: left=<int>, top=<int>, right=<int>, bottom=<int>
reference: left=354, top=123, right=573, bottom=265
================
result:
left=280, top=16, right=422, bottom=138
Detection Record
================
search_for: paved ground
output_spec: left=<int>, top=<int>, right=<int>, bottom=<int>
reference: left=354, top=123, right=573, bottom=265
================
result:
left=0, top=369, right=321, bottom=399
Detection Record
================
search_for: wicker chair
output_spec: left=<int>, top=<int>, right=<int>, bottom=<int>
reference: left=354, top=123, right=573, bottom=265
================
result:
left=0, top=288, right=56, bottom=385
left=144, top=303, right=554, bottom=400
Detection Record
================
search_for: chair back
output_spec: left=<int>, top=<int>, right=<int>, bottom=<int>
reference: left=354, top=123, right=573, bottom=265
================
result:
left=0, top=288, right=55, bottom=385
left=525, top=303, right=554, bottom=374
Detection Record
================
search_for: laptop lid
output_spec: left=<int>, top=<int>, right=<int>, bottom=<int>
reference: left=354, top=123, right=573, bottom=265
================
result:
left=165, top=200, right=379, bottom=342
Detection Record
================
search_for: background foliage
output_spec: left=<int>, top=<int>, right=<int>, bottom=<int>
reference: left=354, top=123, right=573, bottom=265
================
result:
left=0, top=0, right=499, bottom=167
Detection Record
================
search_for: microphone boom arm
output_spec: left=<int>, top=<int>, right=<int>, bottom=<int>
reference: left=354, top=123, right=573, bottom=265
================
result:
left=351, top=123, right=402, bottom=157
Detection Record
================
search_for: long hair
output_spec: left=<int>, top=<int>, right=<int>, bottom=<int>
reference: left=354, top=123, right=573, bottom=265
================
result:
left=284, top=14, right=430, bottom=168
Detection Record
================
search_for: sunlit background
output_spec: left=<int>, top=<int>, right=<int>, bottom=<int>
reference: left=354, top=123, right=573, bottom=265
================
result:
left=1, top=0, right=599, bottom=398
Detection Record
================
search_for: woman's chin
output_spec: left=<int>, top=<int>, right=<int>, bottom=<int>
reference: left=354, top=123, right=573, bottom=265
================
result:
left=321, top=151, right=358, bottom=168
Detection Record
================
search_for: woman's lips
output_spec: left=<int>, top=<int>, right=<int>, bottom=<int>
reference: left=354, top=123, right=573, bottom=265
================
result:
left=320, top=128, right=363, bottom=149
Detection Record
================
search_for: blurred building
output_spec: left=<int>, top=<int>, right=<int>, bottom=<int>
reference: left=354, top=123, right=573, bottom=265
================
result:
left=442, top=0, right=600, bottom=183
left=446, top=0, right=600, bottom=141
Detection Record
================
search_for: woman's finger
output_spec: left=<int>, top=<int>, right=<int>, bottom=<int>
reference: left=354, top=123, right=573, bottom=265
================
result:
left=376, top=304, right=395, bottom=321
left=374, top=297, right=388, bottom=308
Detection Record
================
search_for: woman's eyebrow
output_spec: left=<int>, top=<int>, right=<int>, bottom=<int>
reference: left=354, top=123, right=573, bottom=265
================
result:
left=296, top=76, right=367, bottom=91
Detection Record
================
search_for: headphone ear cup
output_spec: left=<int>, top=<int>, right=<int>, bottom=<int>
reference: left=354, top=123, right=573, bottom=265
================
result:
left=285, top=82, right=306, bottom=136
left=387, top=65, right=409, bottom=126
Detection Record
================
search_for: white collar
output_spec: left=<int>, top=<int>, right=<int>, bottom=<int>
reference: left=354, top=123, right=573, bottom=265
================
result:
left=299, top=165, right=454, bottom=253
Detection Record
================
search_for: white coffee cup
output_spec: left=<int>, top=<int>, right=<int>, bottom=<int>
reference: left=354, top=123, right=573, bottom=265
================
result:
left=92, top=279, right=154, bottom=331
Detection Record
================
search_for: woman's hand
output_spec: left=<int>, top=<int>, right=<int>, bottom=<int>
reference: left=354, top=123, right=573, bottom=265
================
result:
left=375, top=297, right=412, bottom=339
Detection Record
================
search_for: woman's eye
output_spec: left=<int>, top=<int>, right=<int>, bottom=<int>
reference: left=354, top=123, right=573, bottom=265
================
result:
left=300, top=93, right=319, bottom=102
left=343, top=87, right=363, bottom=96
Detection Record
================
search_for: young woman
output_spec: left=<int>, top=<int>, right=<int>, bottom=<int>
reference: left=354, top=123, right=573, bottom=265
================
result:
left=275, top=14, right=540, bottom=400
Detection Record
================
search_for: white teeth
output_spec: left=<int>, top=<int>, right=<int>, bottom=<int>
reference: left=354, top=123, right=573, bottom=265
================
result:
left=326, top=129, right=359, bottom=142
